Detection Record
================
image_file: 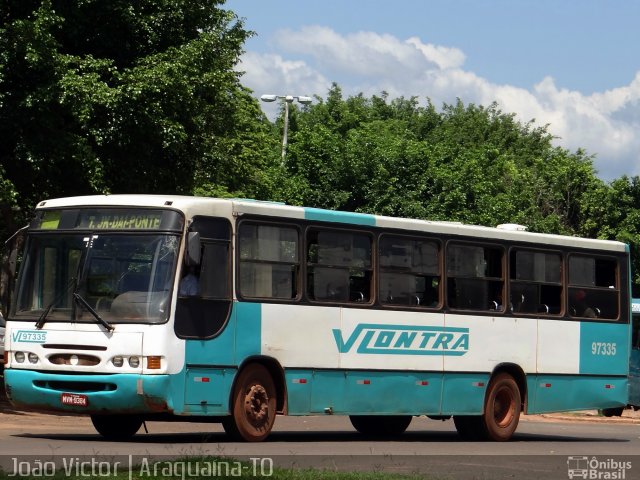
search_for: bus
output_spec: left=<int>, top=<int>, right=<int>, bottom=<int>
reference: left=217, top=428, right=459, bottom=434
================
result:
left=630, top=298, right=640, bottom=409
left=600, top=297, right=639, bottom=417
left=2, top=195, right=631, bottom=442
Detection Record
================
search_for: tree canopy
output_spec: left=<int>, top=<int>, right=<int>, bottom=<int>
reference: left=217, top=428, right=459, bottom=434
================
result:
left=0, top=0, right=275, bottom=236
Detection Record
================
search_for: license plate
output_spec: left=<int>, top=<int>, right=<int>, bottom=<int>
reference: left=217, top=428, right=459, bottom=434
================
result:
left=61, top=393, right=88, bottom=407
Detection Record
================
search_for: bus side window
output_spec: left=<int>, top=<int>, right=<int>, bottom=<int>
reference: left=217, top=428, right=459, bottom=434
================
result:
left=568, top=255, right=619, bottom=320
left=446, top=243, right=504, bottom=312
left=307, top=229, right=372, bottom=304
left=238, top=223, right=299, bottom=300
left=379, top=235, right=440, bottom=308
left=632, top=315, right=640, bottom=350
left=509, top=249, right=562, bottom=315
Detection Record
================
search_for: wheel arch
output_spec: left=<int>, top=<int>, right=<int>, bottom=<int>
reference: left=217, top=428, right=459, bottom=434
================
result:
left=232, top=356, right=288, bottom=414
left=490, top=363, right=527, bottom=413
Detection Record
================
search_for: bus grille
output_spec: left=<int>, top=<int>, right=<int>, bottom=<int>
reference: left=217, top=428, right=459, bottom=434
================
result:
left=33, top=381, right=117, bottom=393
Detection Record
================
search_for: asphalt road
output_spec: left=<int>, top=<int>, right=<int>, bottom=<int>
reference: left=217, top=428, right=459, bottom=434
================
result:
left=1, top=403, right=640, bottom=480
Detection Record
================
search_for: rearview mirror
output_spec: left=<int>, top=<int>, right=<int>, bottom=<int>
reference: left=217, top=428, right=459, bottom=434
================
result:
left=185, top=231, right=201, bottom=267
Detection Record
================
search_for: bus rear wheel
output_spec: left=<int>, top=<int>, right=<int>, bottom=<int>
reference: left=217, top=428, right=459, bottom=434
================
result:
left=482, top=373, right=521, bottom=441
left=223, top=364, right=277, bottom=442
left=349, top=415, right=412, bottom=436
left=91, top=414, right=142, bottom=441
left=602, top=407, right=624, bottom=417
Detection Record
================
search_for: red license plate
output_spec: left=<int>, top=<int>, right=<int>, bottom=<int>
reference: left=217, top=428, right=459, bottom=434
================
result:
left=61, top=393, right=88, bottom=407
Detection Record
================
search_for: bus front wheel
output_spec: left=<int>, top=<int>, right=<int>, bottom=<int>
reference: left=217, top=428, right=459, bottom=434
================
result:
left=223, top=363, right=277, bottom=442
left=90, top=414, right=142, bottom=441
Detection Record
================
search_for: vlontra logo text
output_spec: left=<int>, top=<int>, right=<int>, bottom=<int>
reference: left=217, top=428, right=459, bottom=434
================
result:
left=333, top=324, right=469, bottom=355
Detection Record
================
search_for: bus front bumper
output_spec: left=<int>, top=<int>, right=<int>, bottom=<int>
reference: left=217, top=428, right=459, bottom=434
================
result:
left=4, top=369, right=173, bottom=415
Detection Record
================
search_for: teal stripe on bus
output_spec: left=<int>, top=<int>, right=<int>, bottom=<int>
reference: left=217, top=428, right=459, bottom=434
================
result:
left=185, top=301, right=262, bottom=366
left=579, top=322, right=629, bottom=376
left=304, top=207, right=376, bottom=226
left=527, top=374, right=627, bottom=413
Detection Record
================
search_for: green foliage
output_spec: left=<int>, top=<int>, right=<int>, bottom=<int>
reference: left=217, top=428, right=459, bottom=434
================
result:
left=0, top=0, right=266, bottom=240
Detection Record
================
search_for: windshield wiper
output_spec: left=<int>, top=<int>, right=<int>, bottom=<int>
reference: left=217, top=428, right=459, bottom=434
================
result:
left=35, top=277, right=78, bottom=330
left=73, top=293, right=115, bottom=332
left=35, top=304, right=54, bottom=330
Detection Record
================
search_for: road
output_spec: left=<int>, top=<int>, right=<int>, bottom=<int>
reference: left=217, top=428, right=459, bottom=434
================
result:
left=1, top=403, right=639, bottom=479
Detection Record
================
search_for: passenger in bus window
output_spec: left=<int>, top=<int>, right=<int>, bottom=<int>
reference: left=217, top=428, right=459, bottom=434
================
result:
left=571, top=289, right=596, bottom=318
left=179, top=266, right=200, bottom=296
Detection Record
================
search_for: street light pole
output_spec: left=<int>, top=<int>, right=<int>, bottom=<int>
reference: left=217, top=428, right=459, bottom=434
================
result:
left=260, top=94, right=312, bottom=163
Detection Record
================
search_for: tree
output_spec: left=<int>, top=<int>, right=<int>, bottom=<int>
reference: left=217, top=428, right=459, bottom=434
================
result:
left=0, top=0, right=258, bottom=240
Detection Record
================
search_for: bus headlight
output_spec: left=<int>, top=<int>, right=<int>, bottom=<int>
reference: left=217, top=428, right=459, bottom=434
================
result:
left=15, top=351, right=25, bottom=363
left=28, top=353, right=39, bottom=364
left=112, top=356, right=124, bottom=367
left=128, top=356, right=140, bottom=368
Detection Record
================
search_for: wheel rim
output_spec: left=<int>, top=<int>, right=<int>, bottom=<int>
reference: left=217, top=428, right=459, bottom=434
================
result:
left=493, top=386, right=515, bottom=427
left=244, top=384, right=270, bottom=427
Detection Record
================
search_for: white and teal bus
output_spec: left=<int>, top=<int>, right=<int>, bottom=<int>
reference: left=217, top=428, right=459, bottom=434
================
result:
left=630, top=299, right=640, bottom=409
left=2, top=195, right=631, bottom=442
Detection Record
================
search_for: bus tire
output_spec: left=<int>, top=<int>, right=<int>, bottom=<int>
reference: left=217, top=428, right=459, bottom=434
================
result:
left=482, top=373, right=521, bottom=441
left=453, top=415, right=485, bottom=440
left=602, top=407, right=624, bottom=417
left=223, top=363, right=277, bottom=442
left=349, top=415, right=412, bottom=436
left=90, top=414, right=142, bottom=440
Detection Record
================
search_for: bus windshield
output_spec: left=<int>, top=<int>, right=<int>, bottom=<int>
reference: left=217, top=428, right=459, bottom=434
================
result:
left=14, top=233, right=179, bottom=325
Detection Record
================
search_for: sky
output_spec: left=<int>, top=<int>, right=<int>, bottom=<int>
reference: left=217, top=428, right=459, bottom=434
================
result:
left=225, top=0, right=640, bottom=181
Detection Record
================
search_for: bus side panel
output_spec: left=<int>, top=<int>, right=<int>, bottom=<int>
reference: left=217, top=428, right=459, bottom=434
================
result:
left=184, top=302, right=261, bottom=367
left=578, top=322, right=629, bottom=376
left=444, top=314, right=537, bottom=373
left=630, top=350, right=640, bottom=407
left=537, top=320, right=580, bottom=374
left=181, top=302, right=261, bottom=415
left=285, top=369, right=444, bottom=415
left=528, top=375, right=627, bottom=413
left=440, top=373, right=489, bottom=415
left=261, top=304, right=340, bottom=369
left=531, top=320, right=628, bottom=412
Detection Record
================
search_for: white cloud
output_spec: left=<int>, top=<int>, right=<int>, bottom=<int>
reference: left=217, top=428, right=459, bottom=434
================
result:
left=237, top=26, right=640, bottom=180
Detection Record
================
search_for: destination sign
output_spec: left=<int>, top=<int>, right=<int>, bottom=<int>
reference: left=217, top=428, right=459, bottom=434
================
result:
left=34, top=208, right=183, bottom=231
left=78, top=212, right=163, bottom=230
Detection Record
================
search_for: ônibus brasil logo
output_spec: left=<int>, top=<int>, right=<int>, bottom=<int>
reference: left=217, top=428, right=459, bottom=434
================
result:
left=332, top=323, right=469, bottom=355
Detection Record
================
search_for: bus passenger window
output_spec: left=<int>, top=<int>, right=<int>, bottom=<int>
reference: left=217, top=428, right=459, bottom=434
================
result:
left=307, top=229, right=372, bottom=304
left=509, top=250, right=562, bottom=315
left=446, top=243, right=504, bottom=311
left=238, top=223, right=299, bottom=300
left=379, top=235, right=440, bottom=308
left=568, top=255, right=619, bottom=320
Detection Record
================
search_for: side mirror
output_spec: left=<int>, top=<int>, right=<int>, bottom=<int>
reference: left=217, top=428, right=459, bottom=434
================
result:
left=1, top=225, right=28, bottom=318
left=185, top=231, right=201, bottom=267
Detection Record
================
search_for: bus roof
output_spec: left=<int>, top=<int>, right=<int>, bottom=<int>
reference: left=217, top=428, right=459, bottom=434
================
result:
left=35, top=194, right=628, bottom=253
